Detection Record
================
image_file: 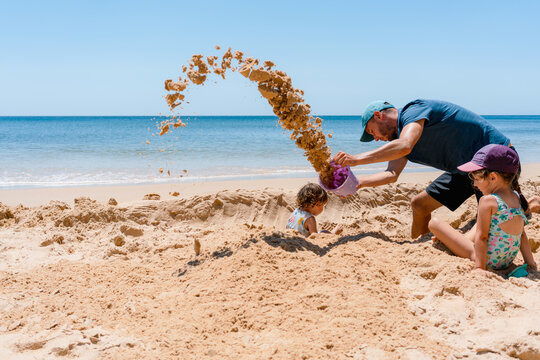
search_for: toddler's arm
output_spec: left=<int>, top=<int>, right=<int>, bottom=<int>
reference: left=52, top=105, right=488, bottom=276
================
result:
left=306, top=219, right=342, bottom=236
left=304, top=216, right=318, bottom=236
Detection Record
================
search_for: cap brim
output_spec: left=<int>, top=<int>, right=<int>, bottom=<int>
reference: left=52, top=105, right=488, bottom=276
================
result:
left=360, top=130, right=374, bottom=142
left=457, top=162, right=485, bottom=172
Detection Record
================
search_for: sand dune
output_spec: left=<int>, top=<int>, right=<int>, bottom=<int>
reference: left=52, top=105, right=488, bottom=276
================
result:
left=0, top=179, right=539, bottom=359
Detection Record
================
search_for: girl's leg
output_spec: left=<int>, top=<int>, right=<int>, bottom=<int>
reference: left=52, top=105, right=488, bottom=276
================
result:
left=428, top=217, right=475, bottom=260
left=463, top=223, right=476, bottom=242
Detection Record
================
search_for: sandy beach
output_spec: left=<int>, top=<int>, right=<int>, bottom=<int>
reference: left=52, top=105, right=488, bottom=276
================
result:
left=4, top=0, right=540, bottom=358
left=0, top=165, right=539, bottom=359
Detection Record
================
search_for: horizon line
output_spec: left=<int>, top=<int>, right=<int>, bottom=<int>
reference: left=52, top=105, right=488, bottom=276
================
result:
left=2, top=114, right=540, bottom=118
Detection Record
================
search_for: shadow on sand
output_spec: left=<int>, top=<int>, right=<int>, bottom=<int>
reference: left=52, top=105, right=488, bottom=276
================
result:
left=174, top=222, right=538, bottom=282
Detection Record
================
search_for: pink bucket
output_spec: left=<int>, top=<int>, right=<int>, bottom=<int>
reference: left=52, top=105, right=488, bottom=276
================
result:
left=319, top=166, right=359, bottom=197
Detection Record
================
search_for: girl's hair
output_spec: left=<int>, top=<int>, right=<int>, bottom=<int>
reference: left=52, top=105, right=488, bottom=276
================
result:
left=470, top=169, right=530, bottom=214
left=296, top=183, right=328, bottom=209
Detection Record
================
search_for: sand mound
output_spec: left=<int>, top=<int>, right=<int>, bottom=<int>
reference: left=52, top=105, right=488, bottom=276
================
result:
left=0, top=182, right=539, bottom=359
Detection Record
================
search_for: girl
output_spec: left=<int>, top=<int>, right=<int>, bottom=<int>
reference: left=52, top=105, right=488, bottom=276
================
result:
left=428, top=144, right=537, bottom=273
left=286, top=183, right=343, bottom=236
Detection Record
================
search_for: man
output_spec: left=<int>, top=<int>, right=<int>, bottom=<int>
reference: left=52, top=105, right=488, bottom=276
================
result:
left=333, top=99, right=513, bottom=238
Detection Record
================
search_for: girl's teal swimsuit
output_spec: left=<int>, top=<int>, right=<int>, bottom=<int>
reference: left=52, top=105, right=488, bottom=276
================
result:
left=486, top=192, right=528, bottom=270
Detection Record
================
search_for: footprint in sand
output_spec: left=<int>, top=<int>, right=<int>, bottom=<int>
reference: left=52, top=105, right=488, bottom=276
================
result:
left=143, top=193, right=160, bottom=201
left=345, top=195, right=364, bottom=212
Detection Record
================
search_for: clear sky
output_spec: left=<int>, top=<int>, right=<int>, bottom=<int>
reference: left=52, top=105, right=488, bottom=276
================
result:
left=1, top=0, right=539, bottom=116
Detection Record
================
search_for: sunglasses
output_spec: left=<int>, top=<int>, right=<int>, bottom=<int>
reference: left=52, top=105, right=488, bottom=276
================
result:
left=467, top=170, right=497, bottom=181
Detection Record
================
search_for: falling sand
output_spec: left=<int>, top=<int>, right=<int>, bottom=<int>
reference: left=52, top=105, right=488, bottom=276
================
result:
left=163, top=47, right=335, bottom=185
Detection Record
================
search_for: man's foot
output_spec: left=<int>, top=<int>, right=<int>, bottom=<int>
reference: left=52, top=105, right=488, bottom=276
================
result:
left=529, top=196, right=540, bottom=214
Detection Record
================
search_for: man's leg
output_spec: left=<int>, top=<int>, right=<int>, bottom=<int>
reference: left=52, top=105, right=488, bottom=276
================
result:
left=416, top=171, right=476, bottom=239
left=411, top=190, right=443, bottom=238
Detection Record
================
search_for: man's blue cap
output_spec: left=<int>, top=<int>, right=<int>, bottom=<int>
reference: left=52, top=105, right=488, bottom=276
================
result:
left=360, top=100, right=396, bottom=142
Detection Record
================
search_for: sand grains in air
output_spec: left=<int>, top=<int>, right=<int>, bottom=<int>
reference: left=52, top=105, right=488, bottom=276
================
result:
left=162, top=48, right=334, bottom=184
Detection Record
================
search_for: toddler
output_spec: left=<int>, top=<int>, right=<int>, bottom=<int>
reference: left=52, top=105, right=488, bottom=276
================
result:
left=287, top=183, right=343, bottom=236
left=428, top=145, right=537, bottom=273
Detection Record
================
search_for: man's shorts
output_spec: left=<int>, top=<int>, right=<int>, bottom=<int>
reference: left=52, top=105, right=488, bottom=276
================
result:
left=426, top=172, right=482, bottom=211
left=426, top=145, right=520, bottom=212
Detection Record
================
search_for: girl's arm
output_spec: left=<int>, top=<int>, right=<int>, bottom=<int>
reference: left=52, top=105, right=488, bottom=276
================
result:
left=520, top=230, right=537, bottom=270
left=304, top=216, right=318, bottom=236
left=473, top=196, right=497, bottom=270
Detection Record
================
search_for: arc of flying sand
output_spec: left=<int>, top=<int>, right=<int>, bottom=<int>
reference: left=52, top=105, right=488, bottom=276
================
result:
left=162, top=47, right=335, bottom=185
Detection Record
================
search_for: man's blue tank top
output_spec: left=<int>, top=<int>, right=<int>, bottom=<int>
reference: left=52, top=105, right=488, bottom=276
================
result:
left=397, top=99, right=510, bottom=172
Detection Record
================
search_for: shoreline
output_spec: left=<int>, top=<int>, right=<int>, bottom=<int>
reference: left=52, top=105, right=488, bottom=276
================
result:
left=2, top=163, right=538, bottom=207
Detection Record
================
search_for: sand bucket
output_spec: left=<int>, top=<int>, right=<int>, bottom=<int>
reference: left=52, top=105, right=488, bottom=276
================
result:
left=319, top=166, right=359, bottom=197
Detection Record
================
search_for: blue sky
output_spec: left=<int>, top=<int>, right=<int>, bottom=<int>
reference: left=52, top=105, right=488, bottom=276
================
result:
left=1, top=0, right=539, bottom=115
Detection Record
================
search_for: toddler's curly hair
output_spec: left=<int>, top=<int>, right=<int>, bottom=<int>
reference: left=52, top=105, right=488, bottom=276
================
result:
left=296, top=183, right=328, bottom=209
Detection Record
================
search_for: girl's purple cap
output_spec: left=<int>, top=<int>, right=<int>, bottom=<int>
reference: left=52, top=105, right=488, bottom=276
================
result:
left=457, top=144, right=519, bottom=174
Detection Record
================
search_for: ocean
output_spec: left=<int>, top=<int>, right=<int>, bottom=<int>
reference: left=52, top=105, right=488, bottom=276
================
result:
left=1, top=115, right=539, bottom=189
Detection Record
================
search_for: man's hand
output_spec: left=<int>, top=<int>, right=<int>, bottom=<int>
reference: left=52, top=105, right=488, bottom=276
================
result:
left=333, top=151, right=357, bottom=166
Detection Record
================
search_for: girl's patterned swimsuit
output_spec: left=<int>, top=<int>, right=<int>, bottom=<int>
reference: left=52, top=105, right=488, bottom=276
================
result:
left=486, top=192, right=528, bottom=269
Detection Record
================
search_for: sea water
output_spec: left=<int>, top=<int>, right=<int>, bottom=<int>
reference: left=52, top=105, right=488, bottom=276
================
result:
left=0, top=115, right=538, bottom=188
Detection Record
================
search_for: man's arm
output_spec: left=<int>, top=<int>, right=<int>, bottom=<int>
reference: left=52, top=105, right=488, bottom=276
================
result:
left=355, top=157, right=408, bottom=189
left=334, top=119, right=425, bottom=166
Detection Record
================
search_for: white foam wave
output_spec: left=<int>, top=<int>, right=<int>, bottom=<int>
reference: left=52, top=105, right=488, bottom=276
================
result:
left=0, top=164, right=433, bottom=189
